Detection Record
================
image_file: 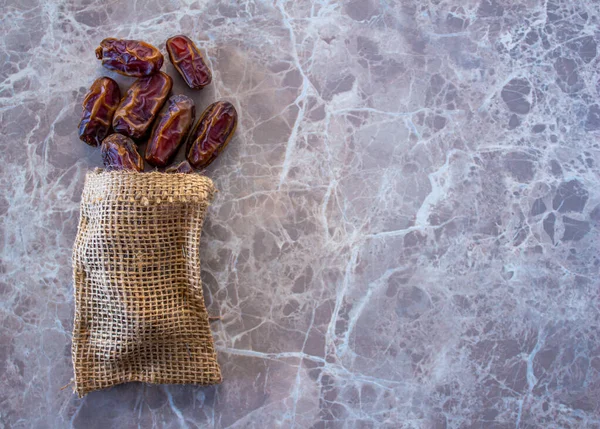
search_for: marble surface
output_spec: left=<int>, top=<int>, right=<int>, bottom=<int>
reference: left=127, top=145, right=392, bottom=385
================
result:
left=2, top=0, right=600, bottom=427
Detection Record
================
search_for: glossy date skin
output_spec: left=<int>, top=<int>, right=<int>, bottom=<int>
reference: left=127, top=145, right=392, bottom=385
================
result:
left=113, top=72, right=173, bottom=140
left=186, top=101, right=237, bottom=168
left=145, top=95, right=195, bottom=167
left=78, top=77, right=121, bottom=147
left=101, top=134, right=144, bottom=172
left=165, top=160, right=195, bottom=173
left=95, top=38, right=163, bottom=77
left=166, top=35, right=212, bottom=89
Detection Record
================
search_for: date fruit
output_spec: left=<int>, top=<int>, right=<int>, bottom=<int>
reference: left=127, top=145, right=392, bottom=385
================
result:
left=95, top=38, right=163, bottom=77
left=166, top=35, right=212, bottom=89
left=78, top=77, right=121, bottom=146
left=165, top=160, right=195, bottom=173
left=101, top=134, right=144, bottom=172
left=186, top=101, right=237, bottom=168
left=113, top=72, right=173, bottom=140
left=145, top=95, right=195, bottom=167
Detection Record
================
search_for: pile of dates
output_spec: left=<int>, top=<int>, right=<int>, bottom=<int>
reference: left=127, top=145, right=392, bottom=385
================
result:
left=78, top=36, right=238, bottom=173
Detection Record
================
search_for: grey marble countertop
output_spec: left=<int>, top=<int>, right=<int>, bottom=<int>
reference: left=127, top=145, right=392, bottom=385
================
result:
left=2, top=0, right=600, bottom=428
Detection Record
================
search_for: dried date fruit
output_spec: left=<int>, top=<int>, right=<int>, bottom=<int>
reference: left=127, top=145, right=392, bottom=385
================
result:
left=186, top=101, right=237, bottom=168
left=78, top=77, right=121, bottom=146
left=101, top=134, right=144, bottom=172
left=113, top=72, right=173, bottom=140
left=145, top=95, right=195, bottom=167
left=165, top=160, right=195, bottom=173
left=166, top=35, right=212, bottom=89
left=95, top=38, right=163, bottom=77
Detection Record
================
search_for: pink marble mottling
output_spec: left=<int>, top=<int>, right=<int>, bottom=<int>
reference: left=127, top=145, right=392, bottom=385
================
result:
left=1, top=0, right=600, bottom=428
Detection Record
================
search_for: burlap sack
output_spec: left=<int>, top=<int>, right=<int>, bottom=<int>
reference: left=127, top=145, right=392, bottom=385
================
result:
left=71, top=170, right=221, bottom=397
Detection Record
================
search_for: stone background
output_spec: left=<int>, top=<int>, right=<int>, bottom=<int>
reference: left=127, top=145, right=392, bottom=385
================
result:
left=1, top=0, right=599, bottom=427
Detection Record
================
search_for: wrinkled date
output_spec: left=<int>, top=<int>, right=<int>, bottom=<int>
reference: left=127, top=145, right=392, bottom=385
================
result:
left=165, top=160, right=195, bottom=173
left=101, top=134, right=144, bottom=171
left=78, top=77, right=121, bottom=147
left=95, top=38, right=163, bottom=77
left=145, top=95, right=195, bottom=167
left=186, top=101, right=237, bottom=168
left=113, top=72, right=173, bottom=140
left=166, top=35, right=212, bottom=89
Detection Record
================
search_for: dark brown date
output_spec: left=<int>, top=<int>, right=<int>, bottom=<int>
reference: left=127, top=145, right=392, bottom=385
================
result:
left=113, top=72, right=173, bottom=140
left=186, top=101, right=237, bottom=168
left=165, top=160, right=195, bottom=173
left=145, top=95, right=195, bottom=167
left=95, top=38, right=163, bottom=77
left=166, top=35, right=212, bottom=89
left=78, top=77, right=121, bottom=146
left=101, top=134, right=144, bottom=172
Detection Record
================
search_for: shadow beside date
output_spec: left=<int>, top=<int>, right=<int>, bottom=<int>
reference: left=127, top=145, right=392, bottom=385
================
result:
left=165, top=160, right=195, bottom=173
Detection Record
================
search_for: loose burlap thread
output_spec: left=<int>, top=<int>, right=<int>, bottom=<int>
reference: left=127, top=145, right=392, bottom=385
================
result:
left=71, top=170, right=221, bottom=397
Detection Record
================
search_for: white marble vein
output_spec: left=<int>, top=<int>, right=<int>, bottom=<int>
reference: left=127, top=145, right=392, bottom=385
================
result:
left=1, top=0, right=600, bottom=428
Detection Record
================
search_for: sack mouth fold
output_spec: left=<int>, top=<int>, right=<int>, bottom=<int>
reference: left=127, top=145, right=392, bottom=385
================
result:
left=81, top=169, right=217, bottom=206
left=71, top=170, right=221, bottom=397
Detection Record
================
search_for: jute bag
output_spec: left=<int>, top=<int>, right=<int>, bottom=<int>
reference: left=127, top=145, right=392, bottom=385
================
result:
left=71, top=170, right=222, bottom=397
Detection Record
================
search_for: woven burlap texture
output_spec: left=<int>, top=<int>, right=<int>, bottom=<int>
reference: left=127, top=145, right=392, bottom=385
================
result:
left=71, top=170, right=222, bottom=397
